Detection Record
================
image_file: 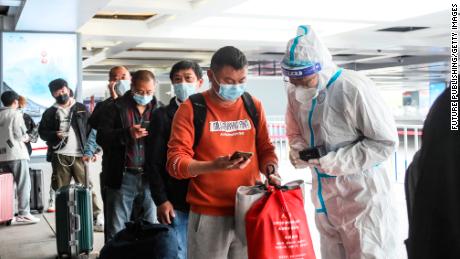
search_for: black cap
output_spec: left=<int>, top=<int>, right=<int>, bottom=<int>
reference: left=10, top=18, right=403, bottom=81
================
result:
left=48, top=78, right=68, bottom=93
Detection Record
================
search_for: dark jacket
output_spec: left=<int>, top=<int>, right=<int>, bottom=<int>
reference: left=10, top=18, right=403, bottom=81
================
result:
left=145, top=97, right=190, bottom=212
left=88, top=97, right=114, bottom=130
left=38, top=101, right=90, bottom=162
left=23, top=112, right=36, bottom=155
left=405, top=88, right=460, bottom=259
left=97, top=91, right=160, bottom=189
left=88, top=97, right=115, bottom=183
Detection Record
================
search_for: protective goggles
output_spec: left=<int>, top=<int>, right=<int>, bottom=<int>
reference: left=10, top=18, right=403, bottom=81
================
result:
left=281, top=62, right=321, bottom=78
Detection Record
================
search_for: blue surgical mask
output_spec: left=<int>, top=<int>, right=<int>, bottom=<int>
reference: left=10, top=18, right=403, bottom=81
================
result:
left=173, top=83, right=196, bottom=102
left=133, top=93, right=153, bottom=106
left=217, top=83, right=246, bottom=101
left=115, top=80, right=131, bottom=96
left=212, top=74, right=246, bottom=101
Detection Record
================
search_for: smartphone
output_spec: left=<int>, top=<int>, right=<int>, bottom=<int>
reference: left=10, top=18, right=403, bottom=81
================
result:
left=141, top=121, right=150, bottom=129
left=230, top=151, right=253, bottom=161
left=298, top=145, right=327, bottom=161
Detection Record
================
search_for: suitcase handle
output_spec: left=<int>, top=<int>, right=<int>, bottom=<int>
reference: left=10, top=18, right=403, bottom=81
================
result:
left=84, top=162, right=90, bottom=188
left=71, top=213, right=81, bottom=232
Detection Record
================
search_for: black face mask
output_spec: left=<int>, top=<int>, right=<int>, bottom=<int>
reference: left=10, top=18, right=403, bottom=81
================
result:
left=55, top=94, right=69, bottom=105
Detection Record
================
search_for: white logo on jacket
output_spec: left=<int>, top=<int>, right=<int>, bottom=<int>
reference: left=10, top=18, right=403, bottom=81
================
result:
left=209, top=119, right=252, bottom=133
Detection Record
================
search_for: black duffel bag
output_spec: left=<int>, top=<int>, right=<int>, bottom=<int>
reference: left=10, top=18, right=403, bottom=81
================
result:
left=99, top=220, right=178, bottom=259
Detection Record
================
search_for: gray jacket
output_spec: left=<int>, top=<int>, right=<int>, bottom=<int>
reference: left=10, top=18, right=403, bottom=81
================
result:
left=0, top=107, right=30, bottom=161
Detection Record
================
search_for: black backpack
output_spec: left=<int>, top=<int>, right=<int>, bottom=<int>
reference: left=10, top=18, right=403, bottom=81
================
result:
left=99, top=220, right=178, bottom=259
left=189, top=92, right=259, bottom=148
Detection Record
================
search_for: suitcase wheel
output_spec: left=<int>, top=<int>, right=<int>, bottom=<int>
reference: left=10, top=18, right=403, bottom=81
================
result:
left=6, top=219, right=12, bottom=226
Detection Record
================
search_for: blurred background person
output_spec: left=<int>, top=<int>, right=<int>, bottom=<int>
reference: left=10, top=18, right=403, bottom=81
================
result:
left=0, top=91, right=40, bottom=224
left=18, top=96, right=37, bottom=156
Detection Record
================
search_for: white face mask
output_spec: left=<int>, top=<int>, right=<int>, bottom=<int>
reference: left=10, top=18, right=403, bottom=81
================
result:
left=295, top=87, right=318, bottom=104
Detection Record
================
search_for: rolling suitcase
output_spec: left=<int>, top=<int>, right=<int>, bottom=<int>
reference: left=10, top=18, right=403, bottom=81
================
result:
left=29, top=168, right=44, bottom=214
left=55, top=163, right=93, bottom=258
left=0, top=172, right=14, bottom=226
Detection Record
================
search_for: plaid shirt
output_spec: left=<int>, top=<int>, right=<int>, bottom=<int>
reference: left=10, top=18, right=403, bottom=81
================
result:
left=124, top=97, right=153, bottom=168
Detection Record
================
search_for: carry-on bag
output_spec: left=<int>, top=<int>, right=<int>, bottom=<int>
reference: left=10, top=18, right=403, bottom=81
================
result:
left=244, top=180, right=315, bottom=259
left=55, top=163, right=93, bottom=258
left=235, top=179, right=305, bottom=245
left=0, top=171, right=14, bottom=225
left=99, top=219, right=178, bottom=259
left=29, top=168, right=44, bottom=214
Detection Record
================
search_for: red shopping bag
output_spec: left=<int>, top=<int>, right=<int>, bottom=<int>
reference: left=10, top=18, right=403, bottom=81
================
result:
left=245, top=186, right=316, bottom=259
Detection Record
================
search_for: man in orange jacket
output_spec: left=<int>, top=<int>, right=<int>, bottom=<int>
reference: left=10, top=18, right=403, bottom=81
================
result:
left=167, top=46, right=279, bottom=259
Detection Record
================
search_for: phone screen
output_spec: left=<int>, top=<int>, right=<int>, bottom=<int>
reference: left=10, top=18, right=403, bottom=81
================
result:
left=141, top=121, right=150, bottom=129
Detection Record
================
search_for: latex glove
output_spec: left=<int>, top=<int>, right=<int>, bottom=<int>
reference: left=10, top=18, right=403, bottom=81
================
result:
left=289, top=149, right=310, bottom=169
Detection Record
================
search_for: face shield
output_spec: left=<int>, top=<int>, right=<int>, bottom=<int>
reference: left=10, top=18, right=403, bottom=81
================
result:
left=282, top=62, right=321, bottom=80
left=281, top=25, right=337, bottom=104
left=281, top=62, right=322, bottom=90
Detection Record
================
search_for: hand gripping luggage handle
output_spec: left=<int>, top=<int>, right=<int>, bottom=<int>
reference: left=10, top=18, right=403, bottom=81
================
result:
left=256, top=179, right=303, bottom=192
left=84, top=162, right=90, bottom=188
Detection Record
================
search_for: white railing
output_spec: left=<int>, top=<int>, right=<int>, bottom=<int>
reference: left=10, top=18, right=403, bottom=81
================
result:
left=267, top=119, right=423, bottom=183
left=267, top=120, right=289, bottom=161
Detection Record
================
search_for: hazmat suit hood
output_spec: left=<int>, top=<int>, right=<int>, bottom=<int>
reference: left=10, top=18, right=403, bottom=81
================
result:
left=281, top=25, right=338, bottom=92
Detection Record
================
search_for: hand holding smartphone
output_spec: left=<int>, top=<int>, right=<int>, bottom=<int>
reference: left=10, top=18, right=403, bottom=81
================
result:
left=141, top=120, right=150, bottom=130
left=230, top=151, right=253, bottom=162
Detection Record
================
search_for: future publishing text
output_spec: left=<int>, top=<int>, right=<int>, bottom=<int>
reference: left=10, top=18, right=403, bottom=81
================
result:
left=451, top=3, right=458, bottom=131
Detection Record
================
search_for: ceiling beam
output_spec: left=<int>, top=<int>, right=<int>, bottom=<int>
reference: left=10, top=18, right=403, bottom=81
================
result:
left=336, top=54, right=403, bottom=65
left=15, top=0, right=111, bottom=31
left=82, top=41, right=143, bottom=68
left=343, top=55, right=449, bottom=71
left=0, top=0, right=22, bottom=6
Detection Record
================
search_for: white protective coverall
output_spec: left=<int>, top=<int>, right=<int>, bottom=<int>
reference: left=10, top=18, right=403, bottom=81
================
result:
left=283, top=25, right=400, bottom=259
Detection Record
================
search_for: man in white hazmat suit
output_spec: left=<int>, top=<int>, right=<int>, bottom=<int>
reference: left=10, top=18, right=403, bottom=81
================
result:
left=282, top=25, right=400, bottom=259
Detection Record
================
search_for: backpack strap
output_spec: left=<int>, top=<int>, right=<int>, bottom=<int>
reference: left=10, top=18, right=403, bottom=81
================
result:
left=190, top=92, right=259, bottom=149
left=241, top=92, right=259, bottom=135
left=189, top=93, right=207, bottom=149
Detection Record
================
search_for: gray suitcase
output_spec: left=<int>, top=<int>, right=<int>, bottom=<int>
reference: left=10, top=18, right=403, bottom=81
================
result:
left=29, top=168, right=44, bottom=214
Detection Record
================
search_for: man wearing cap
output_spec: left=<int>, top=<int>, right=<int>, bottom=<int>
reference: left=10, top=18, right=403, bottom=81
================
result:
left=282, top=25, right=400, bottom=259
left=38, top=78, right=102, bottom=228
